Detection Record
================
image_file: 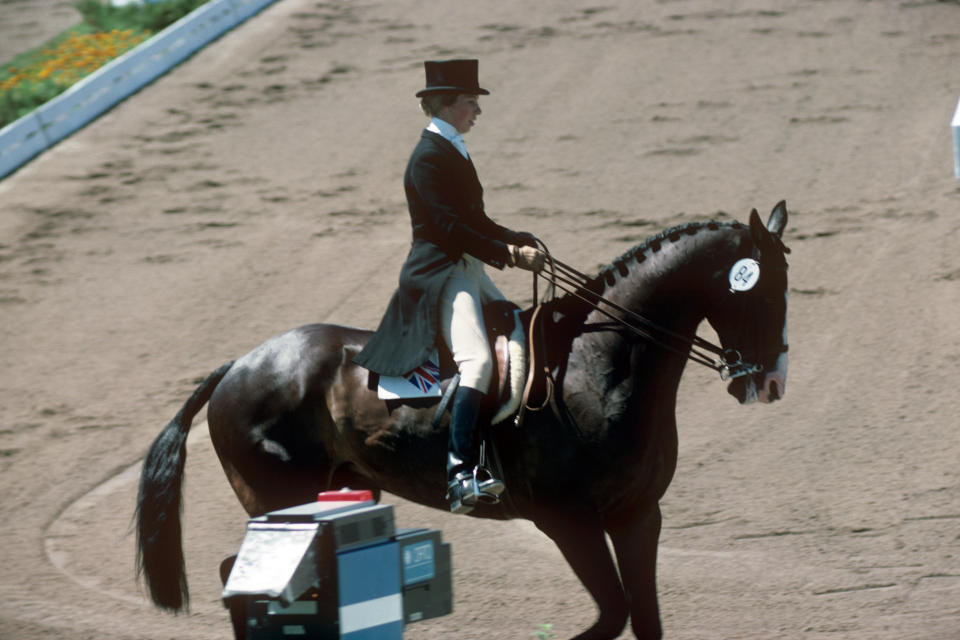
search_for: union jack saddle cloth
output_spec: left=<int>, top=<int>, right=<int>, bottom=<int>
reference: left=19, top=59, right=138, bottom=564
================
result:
left=374, top=301, right=526, bottom=425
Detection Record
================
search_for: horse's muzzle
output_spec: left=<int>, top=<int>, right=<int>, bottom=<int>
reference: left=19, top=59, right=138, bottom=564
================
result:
left=729, top=354, right=787, bottom=404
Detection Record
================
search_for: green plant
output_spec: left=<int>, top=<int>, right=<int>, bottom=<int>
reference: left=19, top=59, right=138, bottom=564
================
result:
left=73, top=0, right=209, bottom=34
left=1, top=27, right=149, bottom=128
left=1, top=0, right=209, bottom=129
left=534, top=623, right=557, bottom=639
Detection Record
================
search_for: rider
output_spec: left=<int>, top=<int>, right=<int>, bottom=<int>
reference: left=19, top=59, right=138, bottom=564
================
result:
left=354, top=59, right=546, bottom=514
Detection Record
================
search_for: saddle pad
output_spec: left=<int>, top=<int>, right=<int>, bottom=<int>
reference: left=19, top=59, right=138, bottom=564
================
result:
left=375, top=309, right=527, bottom=425
left=491, top=310, right=526, bottom=425
left=377, top=353, right=443, bottom=400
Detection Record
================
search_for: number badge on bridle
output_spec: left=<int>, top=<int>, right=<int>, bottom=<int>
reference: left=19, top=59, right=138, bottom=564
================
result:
left=729, top=258, right=760, bottom=292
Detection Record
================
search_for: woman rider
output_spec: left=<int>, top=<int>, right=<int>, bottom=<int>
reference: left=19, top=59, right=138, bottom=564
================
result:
left=354, top=59, right=545, bottom=514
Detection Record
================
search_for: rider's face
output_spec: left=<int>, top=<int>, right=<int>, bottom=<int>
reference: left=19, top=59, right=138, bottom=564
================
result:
left=439, top=94, right=481, bottom=134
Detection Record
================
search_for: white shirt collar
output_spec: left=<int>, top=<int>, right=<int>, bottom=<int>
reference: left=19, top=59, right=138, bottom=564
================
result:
left=427, top=117, right=469, bottom=159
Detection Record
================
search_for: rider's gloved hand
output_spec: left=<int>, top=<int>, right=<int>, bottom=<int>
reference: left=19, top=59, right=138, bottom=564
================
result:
left=508, top=244, right=546, bottom=273
left=511, top=231, right=539, bottom=247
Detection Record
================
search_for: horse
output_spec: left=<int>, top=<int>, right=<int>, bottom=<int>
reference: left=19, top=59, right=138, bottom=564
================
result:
left=136, top=201, right=790, bottom=640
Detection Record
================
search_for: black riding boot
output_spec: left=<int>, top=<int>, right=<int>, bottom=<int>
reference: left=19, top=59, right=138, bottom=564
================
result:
left=446, top=386, right=481, bottom=513
left=446, top=386, right=505, bottom=514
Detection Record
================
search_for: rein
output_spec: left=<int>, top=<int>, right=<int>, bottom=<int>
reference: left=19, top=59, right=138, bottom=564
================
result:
left=530, top=242, right=763, bottom=380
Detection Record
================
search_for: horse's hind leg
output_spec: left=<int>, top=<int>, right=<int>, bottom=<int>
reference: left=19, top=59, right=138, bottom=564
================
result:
left=211, top=412, right=382, bottom=517
left=208, top=408, right=332, bottom=516
left=217, top=555, right=247, bottom=640
left=221, top=454, right=324, bottom=516
left=535, top=512, right=628, bottom=640
left=606, top=505, right=663, bottom=640
left=327, top=459, right=382, bottom=502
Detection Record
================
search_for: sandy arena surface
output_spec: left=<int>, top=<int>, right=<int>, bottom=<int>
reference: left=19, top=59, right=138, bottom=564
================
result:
left=0, top=0, right=78, bottom=65
left=1, top=1, right=959, bottom=638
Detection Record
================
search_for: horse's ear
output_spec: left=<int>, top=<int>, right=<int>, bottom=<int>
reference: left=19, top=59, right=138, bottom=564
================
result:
left=749, top=207, right=776, bottom=256
left=751, top=201, right=790, bottom=258
left=749, top=208, right=767, bottom=244
left=767, top=200, right=787, bottom=239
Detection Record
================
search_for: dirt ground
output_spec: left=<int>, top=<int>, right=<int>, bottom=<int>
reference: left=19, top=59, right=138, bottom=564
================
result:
left=0, top=0, right=78, bottom=65
left=1, top=0, right=959, bottom=638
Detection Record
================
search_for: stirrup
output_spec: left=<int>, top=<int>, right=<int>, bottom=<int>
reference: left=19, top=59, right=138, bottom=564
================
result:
left=472, top=440, right=505, bottom=504
left=471, top=464, right=505, bottom=504
left=445, top=472, right=476, bottom=515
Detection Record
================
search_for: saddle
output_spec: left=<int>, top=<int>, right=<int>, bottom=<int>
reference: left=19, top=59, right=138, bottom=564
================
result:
left=371, top=300, right=527, bottom=424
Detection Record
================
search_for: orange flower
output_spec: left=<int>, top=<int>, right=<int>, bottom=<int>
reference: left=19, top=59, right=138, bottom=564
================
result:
left=1, top=27, right=150, bottom=99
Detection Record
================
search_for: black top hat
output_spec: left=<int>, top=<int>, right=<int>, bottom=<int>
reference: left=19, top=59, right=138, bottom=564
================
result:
left=415, top=59, right=489, bottom=97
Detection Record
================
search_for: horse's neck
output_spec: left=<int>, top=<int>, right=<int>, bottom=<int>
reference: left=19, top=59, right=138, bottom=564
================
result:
left=578, top=276, right=701, bottom=400
left=564, top=227, right=738, bottom=428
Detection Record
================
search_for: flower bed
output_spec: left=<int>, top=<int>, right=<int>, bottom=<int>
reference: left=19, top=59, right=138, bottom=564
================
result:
left=1, top=30, right=149, bottom=127
left=0, top=0, right=277, bottom=179
left=0, top=0, right=208, bottom=129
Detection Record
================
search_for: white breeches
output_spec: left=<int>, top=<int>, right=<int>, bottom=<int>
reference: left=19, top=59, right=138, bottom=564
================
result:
left=439, top=255, right=506, bottom=393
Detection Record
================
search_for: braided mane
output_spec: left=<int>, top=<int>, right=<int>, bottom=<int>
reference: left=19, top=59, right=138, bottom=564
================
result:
left=545, top=219, right=746, bottom=321
left=590, top=219, right=745, bottom=289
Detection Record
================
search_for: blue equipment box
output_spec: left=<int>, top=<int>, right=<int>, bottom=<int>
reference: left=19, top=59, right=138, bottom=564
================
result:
left=396, top=528, right=452, bottom=624
left=222, top=497, right=451, bottom=639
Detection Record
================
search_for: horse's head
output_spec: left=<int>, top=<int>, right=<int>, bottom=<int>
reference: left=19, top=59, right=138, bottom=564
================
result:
left=710, top=201, right=789, bottom=405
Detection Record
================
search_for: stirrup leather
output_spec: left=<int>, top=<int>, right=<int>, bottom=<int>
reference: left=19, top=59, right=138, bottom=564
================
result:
left=473, top=439, right=505, bottom=503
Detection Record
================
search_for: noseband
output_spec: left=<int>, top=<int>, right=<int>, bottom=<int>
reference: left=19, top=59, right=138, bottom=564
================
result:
left=719, top=343, right=789, bottom=380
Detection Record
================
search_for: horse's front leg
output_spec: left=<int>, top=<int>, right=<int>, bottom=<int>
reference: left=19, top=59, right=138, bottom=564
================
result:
left=534, top=512, right=628, bottom=640
left=606, top=504, right=663, bottom=640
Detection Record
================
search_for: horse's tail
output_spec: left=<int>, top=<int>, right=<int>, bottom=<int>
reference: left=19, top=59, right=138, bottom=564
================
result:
left=135, top=361, right=234, bottom=612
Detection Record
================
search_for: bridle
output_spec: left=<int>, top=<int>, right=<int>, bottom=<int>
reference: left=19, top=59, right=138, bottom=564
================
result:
left=530, top=241, right=787, bottom=381
left=513, top=241, right=787, bottom=428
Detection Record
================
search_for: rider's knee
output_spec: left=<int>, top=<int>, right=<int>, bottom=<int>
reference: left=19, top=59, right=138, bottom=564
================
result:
left=458, top=352, right=492, bottom=394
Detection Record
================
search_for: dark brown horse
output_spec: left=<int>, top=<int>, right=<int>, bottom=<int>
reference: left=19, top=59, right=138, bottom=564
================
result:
left=137, top=202, right=790, bottom=640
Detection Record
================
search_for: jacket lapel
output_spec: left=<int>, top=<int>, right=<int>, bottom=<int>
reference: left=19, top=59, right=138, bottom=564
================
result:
left=422, top=130, right=481, bottom=186
left=423, top=130, right=473, bottom=166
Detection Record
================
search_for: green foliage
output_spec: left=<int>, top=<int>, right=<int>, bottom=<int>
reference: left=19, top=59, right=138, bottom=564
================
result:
left=73, top=0, right=209, bottom=34
left=533, top=623, right=557, bottom=639
left=0, top=79, right=63, bottom=127
left=1, top=0, right=208, bottom=129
